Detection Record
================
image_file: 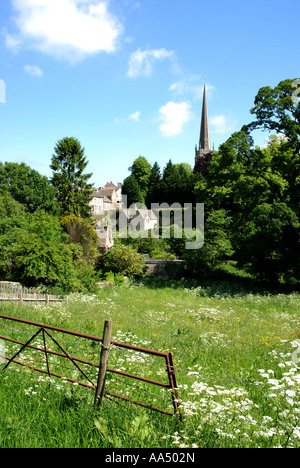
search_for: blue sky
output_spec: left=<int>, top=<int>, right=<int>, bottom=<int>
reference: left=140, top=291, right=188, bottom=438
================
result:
left=0, top=0, right=299, bottom=187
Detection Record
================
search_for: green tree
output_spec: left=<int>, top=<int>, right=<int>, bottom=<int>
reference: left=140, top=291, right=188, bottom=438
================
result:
left=0, top=190, right=26, bottom=218
left=122, top=174, right=144, bottom=206
left=248, top=78, right=300, bottom=157
left=0, top=162, right=59, bottom=214
left=244, top=78, right=300, bottom=282
left=129, top=156, right=152, bottom=199
left=122, top=156, right=152, bottom=206
left=145, top=162, right=161, bottom=206
left=195, top=129, right=300, bottom=283
left=161, top=160, right=195, bottom=205
left=238, top=202, right=299, bottom=282
left=182, top=209, right=233, bottom=274
left=100, top=244, right=146, bottom=277
left=175, top=163, right=196, bottom=204
left=0, top=211, right=75, bottom=290
left=50, top=137, right=93, bottom=218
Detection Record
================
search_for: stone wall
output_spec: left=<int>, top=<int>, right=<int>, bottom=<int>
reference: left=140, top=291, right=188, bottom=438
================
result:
left=145, top=260, right=185, bottom=279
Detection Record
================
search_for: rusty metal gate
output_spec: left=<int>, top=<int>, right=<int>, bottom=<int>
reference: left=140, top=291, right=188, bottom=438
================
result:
left=0, top=314, right=181, bottom=419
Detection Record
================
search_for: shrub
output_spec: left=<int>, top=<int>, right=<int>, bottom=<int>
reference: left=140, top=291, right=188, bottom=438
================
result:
left=0, top=211, right=76, bottom=290
left=100, top=244, right=146, bottom=278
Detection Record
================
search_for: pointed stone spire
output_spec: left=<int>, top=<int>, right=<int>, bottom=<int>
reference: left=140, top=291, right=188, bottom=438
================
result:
left=199, top=84, right=211, bottom=151
left=194, top=83, right=212, bottom=175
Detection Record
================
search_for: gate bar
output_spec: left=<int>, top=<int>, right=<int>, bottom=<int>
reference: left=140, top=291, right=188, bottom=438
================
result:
left=0, top=315, right=168, bottom=357
left=0, top=334, right=170, bottom=388
left=0, top=355, right=95, bottom=389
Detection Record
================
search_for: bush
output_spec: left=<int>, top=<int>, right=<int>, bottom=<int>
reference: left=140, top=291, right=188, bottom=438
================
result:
left=99, top=245, right=146, bottom=278
left=182, top=210, right=234, bottom=276
left=103, top=271, right=125, bottom=285
left=0, top=211, right=76, bottom=290
left=120, top=229, right=177, bottom=259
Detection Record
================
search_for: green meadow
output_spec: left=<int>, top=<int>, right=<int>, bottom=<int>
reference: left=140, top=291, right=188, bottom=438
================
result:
left=0, top=278, right=299, bottom=448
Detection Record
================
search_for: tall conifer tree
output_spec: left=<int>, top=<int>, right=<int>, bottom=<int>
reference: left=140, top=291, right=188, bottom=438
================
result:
left=50, top=137, right=93, bottom=219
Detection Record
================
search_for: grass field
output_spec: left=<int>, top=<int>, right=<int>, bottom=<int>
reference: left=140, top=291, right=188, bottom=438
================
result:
left=0, top=277, right=300, bottom=448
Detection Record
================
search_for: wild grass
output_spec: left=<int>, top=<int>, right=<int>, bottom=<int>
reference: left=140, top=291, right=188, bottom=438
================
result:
left=0, top=277, right=299, bottom=448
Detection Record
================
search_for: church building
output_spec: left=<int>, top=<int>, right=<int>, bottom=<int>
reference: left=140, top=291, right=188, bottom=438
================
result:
left=194, top=84, right=213, bottom=175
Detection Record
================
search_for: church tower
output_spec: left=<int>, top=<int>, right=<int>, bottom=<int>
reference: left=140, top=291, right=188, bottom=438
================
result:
left=194, top=84, right=212, bottom=175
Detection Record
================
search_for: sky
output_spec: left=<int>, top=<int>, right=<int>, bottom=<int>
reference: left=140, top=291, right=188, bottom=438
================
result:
left=0, top=0, right=299, bottom=188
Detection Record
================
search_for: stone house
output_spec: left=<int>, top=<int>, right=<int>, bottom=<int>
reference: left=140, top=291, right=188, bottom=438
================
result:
left=89, top=182, right=122, bottom=216
left=118, top=206, right=158, bottom=233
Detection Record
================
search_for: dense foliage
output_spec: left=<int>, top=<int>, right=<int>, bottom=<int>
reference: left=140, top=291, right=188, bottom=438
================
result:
left=0, top=146, right=146, bottom=290
left=0, top=198, right=74, bottom=289
left=0, top=138, right=102, bottom=292
left=99, top=243, right=146, bottom=278
left=0, top=162, right=59, bottom=215
left=122, top=78, right=300, bottom=285
left=122, top=157, right=197, bottom=207
left=0, top=79, right=299, bottom=289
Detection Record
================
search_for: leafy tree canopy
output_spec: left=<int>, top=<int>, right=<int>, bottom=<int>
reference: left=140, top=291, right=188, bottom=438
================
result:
left=0, top=210, right=75, bottom=290
left=0, top=162, right=59, bottom=215
left=0, top=190, right=26, bottom=218
left=129, top=156, right=152, bottom=195
left=122, top=174, right=144, bottom=206
left=247, top=78, right=300, bottom=157
left=195, top=127, right=300, bottom=283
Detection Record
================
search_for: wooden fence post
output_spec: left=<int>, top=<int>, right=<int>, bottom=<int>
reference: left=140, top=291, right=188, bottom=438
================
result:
left=94, top=319, right=112, bottom=407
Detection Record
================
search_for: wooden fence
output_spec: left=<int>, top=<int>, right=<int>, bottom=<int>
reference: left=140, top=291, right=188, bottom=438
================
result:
left=0, top=282, right=65, bottom=303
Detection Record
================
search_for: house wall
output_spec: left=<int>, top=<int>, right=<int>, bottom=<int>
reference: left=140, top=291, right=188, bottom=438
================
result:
left=90, top=196, right=104, bottom=213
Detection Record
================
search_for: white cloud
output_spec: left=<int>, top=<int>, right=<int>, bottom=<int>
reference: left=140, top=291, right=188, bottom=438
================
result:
left=158, top=101, right=192, bottom=137
left=123, top=0, right=141, bottom=10
left=115, top=111, right=140, bottom=123
left=263, top=133, right=289, bottom=148
left=24, top=64, right=43, bottom=77
left=210, top=115, right=237, bottom=134
left=127, top=48, right=174, bottom=78
left=169, top=77, right=215, bottom=100
left=6, top=0, right=123, bottom=63
left=5, top=33, right=22, bottom=50
left=129, top=111, right=140, bottom=122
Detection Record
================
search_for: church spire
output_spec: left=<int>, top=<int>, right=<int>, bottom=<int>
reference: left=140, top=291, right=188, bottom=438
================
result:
left=194, top=83, right=213, bottom=175
left=199, top=84, right=211, bottom=152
